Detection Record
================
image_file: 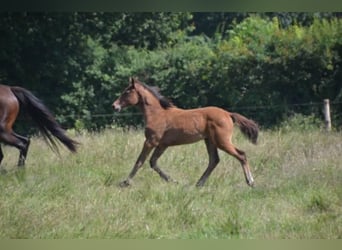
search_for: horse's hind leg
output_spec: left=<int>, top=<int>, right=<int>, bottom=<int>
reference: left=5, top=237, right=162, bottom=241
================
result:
left=0, top=129, right=29, bottom=167
left=149, top=145, right=174, bottom=182
left=218, top=141, right=254, bottom=187
left=196, top=139, right=220, bottom=187
left=13, top=132, right=30, bottom=165
left=0, top=145, right=3, bottom=165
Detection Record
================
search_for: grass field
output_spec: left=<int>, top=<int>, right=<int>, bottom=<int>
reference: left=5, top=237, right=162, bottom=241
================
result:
left=0, top=126, right=341, bottom=239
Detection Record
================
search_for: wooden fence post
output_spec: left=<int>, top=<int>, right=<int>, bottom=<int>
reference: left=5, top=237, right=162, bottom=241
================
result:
left=323, top=99, right=331, bottom=131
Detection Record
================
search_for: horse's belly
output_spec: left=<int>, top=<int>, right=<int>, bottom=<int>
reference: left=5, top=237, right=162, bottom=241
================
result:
left=162, top=130, right=205, bottom=146
left=161, top=111, right=208, bottom=145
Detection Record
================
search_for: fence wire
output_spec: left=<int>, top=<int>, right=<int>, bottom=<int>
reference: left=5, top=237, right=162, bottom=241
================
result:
left=61, top=100, right=342, bottom=119
left=14, top=100, right=342, bottom=123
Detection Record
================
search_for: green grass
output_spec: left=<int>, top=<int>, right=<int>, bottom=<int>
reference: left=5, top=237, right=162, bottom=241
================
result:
left=0, top=128, right=341, bottom=239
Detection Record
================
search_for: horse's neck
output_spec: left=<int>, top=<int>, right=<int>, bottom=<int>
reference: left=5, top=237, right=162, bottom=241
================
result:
left=138, top=95, right=166, bottom=125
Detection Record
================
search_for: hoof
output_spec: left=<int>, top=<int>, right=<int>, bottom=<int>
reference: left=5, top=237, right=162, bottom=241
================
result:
left=248, top=181, right=255, bottom=188
left=167, top=178, right=178, bottom=184
left=171, top=179, right=179, bottom=185
left=195, top=182, right=205, bottom=188
left=119, top=180, right=131, bottom=188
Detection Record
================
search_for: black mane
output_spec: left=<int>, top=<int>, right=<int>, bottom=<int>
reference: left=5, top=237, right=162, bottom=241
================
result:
left=138, top=81, right=175, bottom=109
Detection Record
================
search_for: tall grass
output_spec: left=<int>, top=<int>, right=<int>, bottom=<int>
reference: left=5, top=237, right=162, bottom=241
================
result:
left=0, top=126, right=341, bottom=239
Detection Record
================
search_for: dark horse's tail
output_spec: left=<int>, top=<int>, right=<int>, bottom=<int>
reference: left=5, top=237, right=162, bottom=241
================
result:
left=230, top=112, right=259, bottom=145
left=10, top=86, right=78, bottom=153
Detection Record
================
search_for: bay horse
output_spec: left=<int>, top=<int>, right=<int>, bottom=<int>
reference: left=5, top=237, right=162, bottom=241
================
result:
left=112, top=78, right=259, bottom=187
left=0, top=84, right=78, bottom=167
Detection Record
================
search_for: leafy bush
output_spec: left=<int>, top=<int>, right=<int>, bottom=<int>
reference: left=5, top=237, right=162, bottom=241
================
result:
left=2, top=13, right=341, bottom=131
left=64, top=16, right=342, bottom=130
left=278, top=113, right=323, bottom=132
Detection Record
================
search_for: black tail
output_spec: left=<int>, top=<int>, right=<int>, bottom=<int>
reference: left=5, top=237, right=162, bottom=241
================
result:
left=10, top=86, right=78, bottom=153
left=230, top=112, right=259, bottom=145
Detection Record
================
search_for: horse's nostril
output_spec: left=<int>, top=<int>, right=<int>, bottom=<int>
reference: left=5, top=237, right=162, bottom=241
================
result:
left=113, top=103, right=121, bottom=112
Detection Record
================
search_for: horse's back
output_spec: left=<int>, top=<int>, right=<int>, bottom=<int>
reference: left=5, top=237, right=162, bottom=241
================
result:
left=188, top=106, right=232, bottom=125
left=167, top=106, right=232, bottom=129
left=199, top=106, right=234, bottom=128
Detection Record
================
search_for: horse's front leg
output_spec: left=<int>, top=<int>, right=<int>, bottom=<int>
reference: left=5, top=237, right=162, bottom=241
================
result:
left=149, top=145, right=175, bottom=182
left=119, top=140, right=153, bottom=187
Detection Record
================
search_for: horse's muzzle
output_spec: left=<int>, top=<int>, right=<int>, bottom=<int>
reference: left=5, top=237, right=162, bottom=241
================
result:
left=112, top=101, right=122, bottom=112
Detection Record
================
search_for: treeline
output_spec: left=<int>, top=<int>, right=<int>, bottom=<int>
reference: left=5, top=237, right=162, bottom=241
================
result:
left=0, top=12, right=341, bottom=131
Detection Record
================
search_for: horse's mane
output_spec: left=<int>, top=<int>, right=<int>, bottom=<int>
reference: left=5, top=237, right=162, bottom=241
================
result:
left=135, top=80, right=175, bottom=109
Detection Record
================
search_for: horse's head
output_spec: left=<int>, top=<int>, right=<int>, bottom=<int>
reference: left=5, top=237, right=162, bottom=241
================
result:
left=112, top=77, right=140, bottom=112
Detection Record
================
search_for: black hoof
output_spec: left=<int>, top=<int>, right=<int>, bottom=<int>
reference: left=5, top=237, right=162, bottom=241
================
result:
left=248, top=181, right=255, bottom=188
left=119, top=180, right=131, bottom=188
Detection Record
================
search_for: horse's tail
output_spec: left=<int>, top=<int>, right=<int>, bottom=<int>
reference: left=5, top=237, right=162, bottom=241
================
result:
left=10, top=86, right=78, bottom=153
left=230, top=112, right=259, bottom=145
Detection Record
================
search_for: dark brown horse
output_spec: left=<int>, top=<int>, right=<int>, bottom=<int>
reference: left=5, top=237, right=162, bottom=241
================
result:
left=113, top=78, right=259, bottom=187
left=0, top=84, right=78, bottom=167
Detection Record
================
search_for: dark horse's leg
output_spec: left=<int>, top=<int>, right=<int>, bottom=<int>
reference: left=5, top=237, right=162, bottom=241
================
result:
left=13, top=132, right=30, bottom=166
left=119, top=140, right=153, bottom=187
left=0, top=145, right=3, bottom=165
left=196, top=139, right=220, bottom=187
left=0, top=145, right=5, bottom=173
left=149, top=145, right=175, bottom=182
left=0, top=128, right=30, bottom=167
